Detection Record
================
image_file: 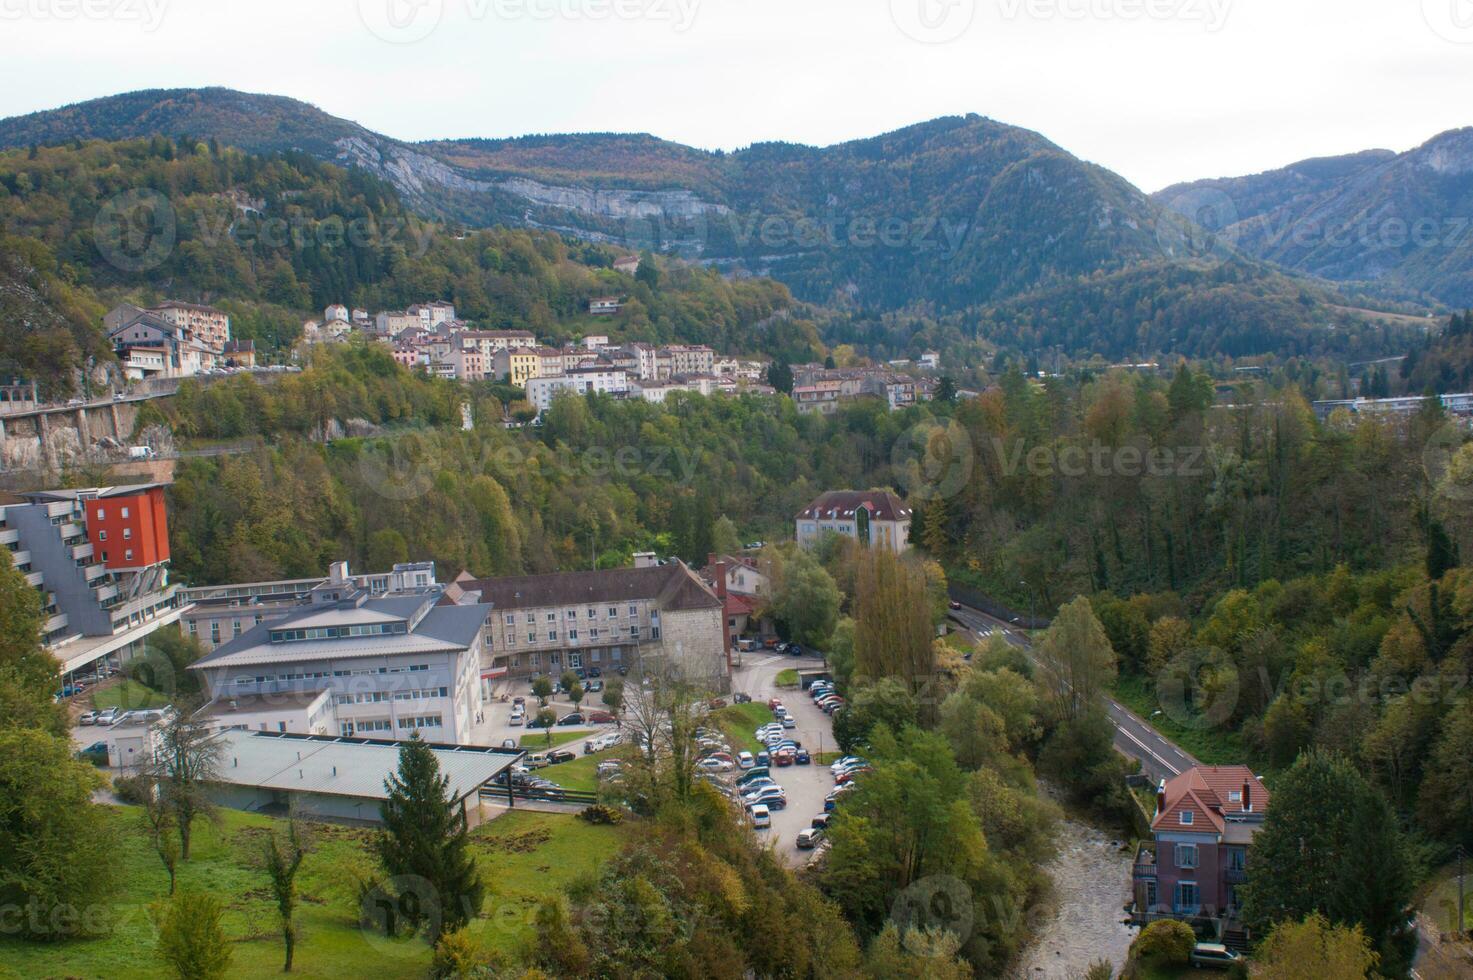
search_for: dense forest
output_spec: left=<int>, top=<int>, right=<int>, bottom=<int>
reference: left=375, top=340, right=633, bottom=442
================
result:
left=0, top=136, right=807, bottom=392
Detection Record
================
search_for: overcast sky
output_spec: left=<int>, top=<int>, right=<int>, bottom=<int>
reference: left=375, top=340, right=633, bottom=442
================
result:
left=1, top=0, right=1469, bottom=191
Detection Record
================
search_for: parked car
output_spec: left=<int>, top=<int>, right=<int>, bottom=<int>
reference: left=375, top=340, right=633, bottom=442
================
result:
left=587, top=667, right=602, bottom=677
left=1188, top=943, right=1240, bottom=969
left=556, top=713, right=585, bottom=726
left=526, top=714, right=552, bottom=729
left=585, top=680, right=603, bottom=692
left=737, top=751, right=755, bottom=769
left=781, top=715, right=797, bottom=729
left=767, top=697, right=784, bottom=710
left=697, top=756, right=734, bottom=773
left=587, top=711, right=615, bottom=724
left=743, top=787, right=787, bottom=809
left=949, top=599, right=963, bottom=610
left=96, top=707, right=119, bottom=726
left=785, top=642, right=803, bottom=655
left=732, top=692, right=752, bottom=704
left=509, top=713, right=525, bottom=726
left=831, top=756, right=866, bottom=775
left=796, top=828, right=825, bottom=849
left=749, top=804, right=771, bottom=829
left=810, top=813, right=831, bottom=829
left=795, top=748, right=811, bottom=765
left=756, top=751, right=770, bottom=767
left=500, top=738, right=518, bottom=749
left=736, top=767, right=770, bottom=786
left=524, top=753, right=550, bottom=769
left=548, top=749, right=577, bottom=764
left=78, top=710, right=98, bottom=725
left=774, top=747, right=796, bottom=766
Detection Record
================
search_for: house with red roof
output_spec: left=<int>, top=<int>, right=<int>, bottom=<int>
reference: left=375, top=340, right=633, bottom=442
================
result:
left=1131, top=765, right=1268, bottom=936
left=795, top=490, right=912, bottom=554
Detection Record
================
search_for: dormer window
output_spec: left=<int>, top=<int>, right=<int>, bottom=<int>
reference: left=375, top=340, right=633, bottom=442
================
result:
left=1180, top=810, right=1194, bottom=826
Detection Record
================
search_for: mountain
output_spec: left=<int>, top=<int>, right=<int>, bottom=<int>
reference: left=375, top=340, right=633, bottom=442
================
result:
left=1155, top=130, right=1473, bottom=307
left=0, top=89, right=1172, bottom=312
left=0, top=88, right=1428, bottom=362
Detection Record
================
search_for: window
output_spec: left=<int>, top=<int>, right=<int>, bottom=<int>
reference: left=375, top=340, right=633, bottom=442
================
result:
left=629, top=605, right=637, bottom=616
left=568, top=629, right=578, bottom=640
left=96, top=509, right=105, bottom=520
left=505, top=633, right=515, bottom=647
left=566, top=609, right=577, bottom=619
left=188, top=621, right=197, bottom=635
left=1180, top=810, right=1194, bottom=826
left=570, top=654, right=582, bottom=668
left=590, top=628, right=600, bottom=639
left=547, top=631, right=558, bottom=641
left=98, top=529, right=107, bottom=541
left=651, top=627, right=661, bottom=639
left=546, top=612, right=556, bottom=622
left=123, top=527, right=132, bottom=540
left=504, top=614, right=515, bottom=626
left=527, top=632, right=536, bottom=644
left=587, top=607, right=597, bottom=619
left=608, top=606, right=618, bottom=618
left=1174, top=881, right=1199, bottom=914
left=1228, top=848, right=1246, bottom=872
left=525, top=613, right=534, bottom=624
left=124, top=549, right=133, bottom=562
left=1175, top=844, right=1198, bottom=870
left=121, top=507, right=130, bottom=519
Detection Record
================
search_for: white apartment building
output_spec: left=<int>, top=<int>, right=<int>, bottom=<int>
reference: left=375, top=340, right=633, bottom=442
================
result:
left=526, top=367, right=629, bottom=414
left=796, top=490, right=912, bottom=554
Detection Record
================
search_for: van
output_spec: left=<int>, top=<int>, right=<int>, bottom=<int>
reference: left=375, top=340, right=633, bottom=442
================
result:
left=524, top=753, right=550, bottom=769
left=1188, top=943, right=1240, bottom=969
left=127, top=446, right=156, bottom=460
left=749, top=804, right=771, bottom=829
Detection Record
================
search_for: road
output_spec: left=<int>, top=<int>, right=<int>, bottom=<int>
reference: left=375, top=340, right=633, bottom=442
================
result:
left=948, top=603, right=1198, bottom=784
left=730, top=653, right=839, bottom=867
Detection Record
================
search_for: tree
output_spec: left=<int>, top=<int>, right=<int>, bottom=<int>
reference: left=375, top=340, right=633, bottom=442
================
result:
left=935, top=376, right=957, bottom=403
left=1418, top=696, right=1473, bottom=848
left=568, top=680, right=585, bottom=713
left=1255, top=913, right=1378, bottom=979
left=0, top=550, right=64, bottom=735
left=149, top=711, right=223, bottom=861
left=366, top=527, right=409, bottom=570
left=531, top=675, right=553, bottom=707
left=634, top=249, right=659, bottom=289
left=533, top=895, right=590, bottom=976
left=767, top=359, right=794, bottom=394
left=138, top=777, right=181, bottom=894
left=1032, top=596, right=1117, bottom=723
left=853, top=549, right=936, bottom=700
left=766, top=544, right=841, bottom=648
left=535, top=708, right=557, bottom=745
left=710, top=515, right=743, bottom=558
left=375, top=734, right=485, bottom=942
left=261, top=814, right=311, bottom=971
left=154, top=891, right=233, bottom=980
left=1241, top=751, right=1412, bottom=968
left=0, top=728, right=112, bottom=939
left=601, top=678, right=624, bottom=717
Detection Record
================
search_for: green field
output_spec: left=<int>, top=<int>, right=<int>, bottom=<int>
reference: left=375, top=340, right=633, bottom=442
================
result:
left=774, top=668, right=800, bottom=688
left=543, top=746, right=626, bottom=793
left=517, top=729, right=587, bottom=750
left=89, top=679, right=173, bottom=712
left=0, top=804, right=629, bottom=978
left=708, top=702, right=775, bottom=755
left=1111, top=673, right=1250, bottom=767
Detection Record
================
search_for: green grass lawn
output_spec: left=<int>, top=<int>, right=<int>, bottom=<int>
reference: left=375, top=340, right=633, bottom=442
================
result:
left=0, top=804, right=630, bottom=979
left=708, top=702, right=775, bottom=755
left=90, top=679, right=173, bottom=712
left=1111, top=673, right=1250, bottom=767
left=1420, top=863, right=1473, bottom=934
left=543, top=747, right=628, bottom=793
left=774, top=669, right=799, bottom=688
left=518, top=729, right=586, bottom=750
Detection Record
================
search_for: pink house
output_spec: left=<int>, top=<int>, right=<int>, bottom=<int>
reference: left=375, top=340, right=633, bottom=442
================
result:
left=1132, top=765, right=1269, bottom=933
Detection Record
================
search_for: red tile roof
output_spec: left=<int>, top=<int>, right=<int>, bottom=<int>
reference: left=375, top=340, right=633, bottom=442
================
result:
left=797, top=490, right=911, bottom=523
left=1152, top=765, right=1268, bottom=834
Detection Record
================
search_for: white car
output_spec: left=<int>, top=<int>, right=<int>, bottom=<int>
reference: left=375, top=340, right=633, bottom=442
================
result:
left=78, top=711, right=98, bottom=725
left=830, top=756, right=865, bottom=775
left=737, top=751, right=755, bottom=769
left=781, top=715, right=797, bottom=729
left=96, top=707, right=119, bottom=726
left=697, top=757, right=734, bottom=772
left=749, top=804, right=771, bottom=829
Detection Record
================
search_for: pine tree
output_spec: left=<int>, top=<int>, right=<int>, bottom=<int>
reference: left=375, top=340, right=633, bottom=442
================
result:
left=375, top=734, right=484, bottom=942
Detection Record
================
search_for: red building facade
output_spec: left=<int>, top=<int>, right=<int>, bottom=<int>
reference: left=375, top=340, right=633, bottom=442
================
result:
left=84, top=485, right=170, bottom=570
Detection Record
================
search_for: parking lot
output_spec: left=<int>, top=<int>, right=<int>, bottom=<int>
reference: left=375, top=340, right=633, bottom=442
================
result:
left=730, top=653, right=840, bottom=866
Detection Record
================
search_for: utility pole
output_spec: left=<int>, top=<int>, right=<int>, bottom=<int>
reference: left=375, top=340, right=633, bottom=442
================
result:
left=1459, top=843, right=1466, bottom=938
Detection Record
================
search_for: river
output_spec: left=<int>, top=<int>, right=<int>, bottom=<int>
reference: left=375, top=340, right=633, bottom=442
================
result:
left=1008, top=803, right=1138, bottom=978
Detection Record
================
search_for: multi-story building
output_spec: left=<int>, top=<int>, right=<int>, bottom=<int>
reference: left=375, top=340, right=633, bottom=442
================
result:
left=324, top=304, right=350, bottom=324
left=665, top=345, right=715, bottom=377
left=613, top=255, right=640, bottom=275
left=795, top=490, right=912, bottom=553
left=152, top=300, right=231, bottom=352
left=492, top=347, right=541, bottom=387
left=188, top=584, right=490, bottom=743
left=456, top=556, right=727, bottom=689
left=222, top=339, right=256, bottom=369
left=1131, top=766, right=1269, bottom=935
left=526, top=366, right=629, bottom=414
left=439, top=343, right=487, bottom=381
left=528, top=347, right=566, bottom=380
left=179, top=560, right=438, bottom=651
left=623, top=343, right=660, bottom=380
left=1, top=483, right=185, bottom=676
left=793, top=381, right=842, bottom=415
left=589, top=296, right=623, bottom=316
left=374, top=311, right=421, bottom=337
left=108, top=311, right=217, bottom=379
left=461, top=330, right=537, bottom=357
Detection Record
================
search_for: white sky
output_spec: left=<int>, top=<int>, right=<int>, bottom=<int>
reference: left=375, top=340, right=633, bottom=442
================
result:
left=0, top=0, right=1469, bottom=191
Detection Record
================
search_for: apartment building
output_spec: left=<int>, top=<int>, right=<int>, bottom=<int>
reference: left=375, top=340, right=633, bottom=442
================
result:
left=457, top=558, right=728, bottom=689
left=588, top=296, right=623, bottom=316
left=492, top=347, right=542, bottom=387
left=179, top=560, right=438, bottom=651
left=439, top=343, right=487, bottom=381
left=108, top=311, right=218, bottom=379
left=188, top=586, right=490, bottom=743
left=152, top=300, right=232, bottom=352
left=665, top=345, right=715, bottom=377
left=793, top=381, right=842, bottom=415
left=796, top=490, right=912, bottom=553
left=1, top=483, right=185, bottom=676
left=460, top=330, right=537, bottom=357
left=374, top=310, right=422, bottom=337
left=526, top=366, right=629, bottom=414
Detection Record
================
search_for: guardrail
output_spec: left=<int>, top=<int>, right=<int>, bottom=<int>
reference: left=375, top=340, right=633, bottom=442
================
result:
left=479, top=784, right=599, bottom=807
left=946, top=585, right=1051, bottom=630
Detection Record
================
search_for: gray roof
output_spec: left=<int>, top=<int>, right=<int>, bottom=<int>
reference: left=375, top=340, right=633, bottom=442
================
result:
left=461, top=562, right=721, bottom=613
left=190, top=595, right=489, bottom=671
left=209, top=730, right=518, bottom=804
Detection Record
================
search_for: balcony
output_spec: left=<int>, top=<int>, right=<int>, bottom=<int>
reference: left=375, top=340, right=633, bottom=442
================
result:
left=93, top=583, right=120, bottom=604
left=58, top=522, right=81, bottom=540
left=43, top=612, right=68, bottom=634
left=25, top=571, right=44, bottom=587
left=1225, top=867, right=1247, bottom=885
left=1133, top=841, right=1158, bottom=880
left=71, top=541, right=94, bottom=561
left=84, top=563, right=107, bottom=582
left=0, top=527, right=18, bottom=546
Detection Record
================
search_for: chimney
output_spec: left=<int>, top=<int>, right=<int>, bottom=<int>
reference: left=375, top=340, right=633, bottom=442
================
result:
left=1242, top=781, right=1251, bottom=813
left=1156, top=785, right=1166, bottom=817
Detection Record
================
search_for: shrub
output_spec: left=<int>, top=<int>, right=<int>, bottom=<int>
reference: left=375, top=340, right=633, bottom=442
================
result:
left=1129, top=919, right=1195, bottom=965
left=578, top=803, right=624, bottom=825
left=154, top=891, right=232, bottom=980
left=430, top=927, right=498, bottom=979
left=113, top=773, right=152, bottom=804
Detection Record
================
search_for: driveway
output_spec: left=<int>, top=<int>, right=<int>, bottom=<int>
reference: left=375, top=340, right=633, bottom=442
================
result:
left=731, top=653, right=840, bottom=867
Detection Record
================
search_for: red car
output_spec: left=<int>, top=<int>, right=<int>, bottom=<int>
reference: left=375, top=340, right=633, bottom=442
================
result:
left=774, top=747, right=796, bottom=766
left=767, top=698, right=784, bottom=711
left=587, top=711, right=615, bottom=724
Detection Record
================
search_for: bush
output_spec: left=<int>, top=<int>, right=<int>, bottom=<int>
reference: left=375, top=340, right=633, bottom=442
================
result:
left=1129, top=919, right=1195, bottom=965
left=154, top=891, right=232, bottom=980
left=578, top=803, right=624, bottom=825
left=113, top=773, right=152, bottom=804
left=430, top=927, right=498, bottom=979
